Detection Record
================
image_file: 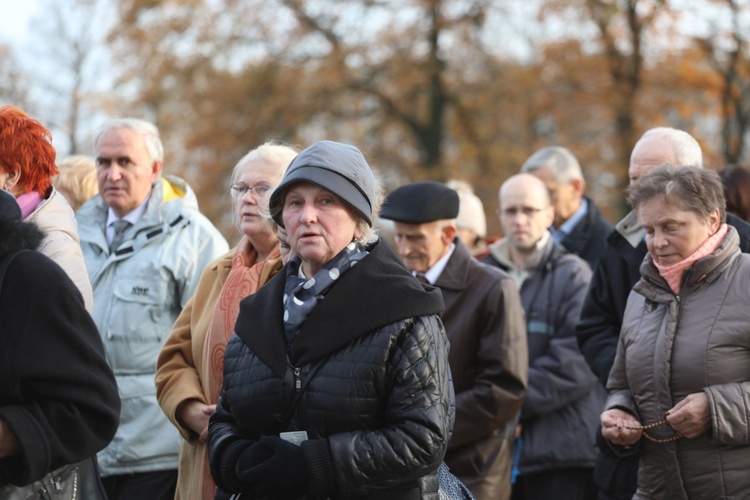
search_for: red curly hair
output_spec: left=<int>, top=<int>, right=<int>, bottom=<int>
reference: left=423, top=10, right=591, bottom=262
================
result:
left=0, top=105, right=58, bottom=195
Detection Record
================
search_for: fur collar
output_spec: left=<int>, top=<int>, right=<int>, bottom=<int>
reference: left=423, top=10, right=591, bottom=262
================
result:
left=0, top=216, right=44, bottom=262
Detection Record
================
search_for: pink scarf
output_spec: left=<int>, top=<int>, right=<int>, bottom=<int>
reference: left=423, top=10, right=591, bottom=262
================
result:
left=17, top=191, right=44, bottom=219
left=652, top=224, right=728, bottom=294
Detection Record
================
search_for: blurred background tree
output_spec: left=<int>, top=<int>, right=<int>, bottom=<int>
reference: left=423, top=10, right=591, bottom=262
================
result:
left=3, top=0, right=749, bottom=238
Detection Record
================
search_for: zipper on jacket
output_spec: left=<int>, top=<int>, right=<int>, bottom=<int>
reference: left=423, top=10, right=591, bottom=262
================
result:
left=294, top=366, right=301, bottom=391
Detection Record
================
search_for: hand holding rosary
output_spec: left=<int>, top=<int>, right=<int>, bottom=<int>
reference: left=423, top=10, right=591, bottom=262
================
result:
left=618, top=413, right=684, bottom=444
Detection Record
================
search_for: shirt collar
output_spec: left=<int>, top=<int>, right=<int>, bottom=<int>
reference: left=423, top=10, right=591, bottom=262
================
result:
left=106, top=192, right=151, bottom=228
left=551, top=197, right=588, bottom=243
left=417, top=243, right=456, bottom=284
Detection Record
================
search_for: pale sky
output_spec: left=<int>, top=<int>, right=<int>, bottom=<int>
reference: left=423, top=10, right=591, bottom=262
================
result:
left=0, top=1, right=39, bottom=50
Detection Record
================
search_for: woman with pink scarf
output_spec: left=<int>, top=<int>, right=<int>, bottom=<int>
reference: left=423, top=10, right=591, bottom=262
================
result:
left=155, top=143, right=297, bottom=500
left=601, top=164, right=750, bottom=499
left=0, top=105, right=93, bottom=311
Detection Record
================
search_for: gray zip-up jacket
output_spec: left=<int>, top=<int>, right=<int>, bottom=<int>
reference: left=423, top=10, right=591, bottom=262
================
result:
left=606, top=226, right=750, bottom=499
left=77, top=176, right=228, bottom=476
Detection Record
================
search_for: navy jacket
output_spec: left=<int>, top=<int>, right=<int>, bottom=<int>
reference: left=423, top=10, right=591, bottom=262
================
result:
left=559, top=196, right=614, bottom=271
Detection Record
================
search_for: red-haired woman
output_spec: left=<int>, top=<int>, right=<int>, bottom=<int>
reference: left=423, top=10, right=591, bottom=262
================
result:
left=0, top=105, right=93, bottom=311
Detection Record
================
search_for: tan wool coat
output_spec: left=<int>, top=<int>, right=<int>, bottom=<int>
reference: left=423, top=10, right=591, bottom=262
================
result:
left=155, top=248, right=283, bottom=500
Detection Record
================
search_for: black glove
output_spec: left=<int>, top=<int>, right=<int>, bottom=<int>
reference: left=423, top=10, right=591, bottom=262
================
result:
left=237, top=435, right=309, bottom=498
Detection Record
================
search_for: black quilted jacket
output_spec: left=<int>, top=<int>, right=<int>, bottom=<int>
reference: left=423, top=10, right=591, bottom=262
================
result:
left=208, top=238, right=451, bottom=499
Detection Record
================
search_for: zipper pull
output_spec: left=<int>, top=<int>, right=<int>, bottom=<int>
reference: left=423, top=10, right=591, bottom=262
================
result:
left=294, top=366, right=301, bottom=391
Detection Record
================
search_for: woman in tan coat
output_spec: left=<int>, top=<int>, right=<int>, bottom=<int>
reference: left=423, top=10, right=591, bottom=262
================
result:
left=601, top=164, right=750, bottom=499
left=155, top=143, right=297, bottom=499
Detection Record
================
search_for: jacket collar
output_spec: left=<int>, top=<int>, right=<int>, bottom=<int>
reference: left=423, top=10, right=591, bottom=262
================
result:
left=235, top=237, right=445, bottom=377
left=636, top=226, right=740, bottom=299
left=0, top=216, right=44, bottom=261
left=560, top=196, right=599, bottom=251
left=433, top=238, right=478, bottom=291
left=77, top=177, right=192, bottom=257
left=487, top=232, right=554, bottom=272
left=615, top=210, right=643, bottom=249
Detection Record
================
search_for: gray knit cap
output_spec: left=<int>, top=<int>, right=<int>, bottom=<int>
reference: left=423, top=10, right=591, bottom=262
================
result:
left=269, top=140, right=377, bottom=227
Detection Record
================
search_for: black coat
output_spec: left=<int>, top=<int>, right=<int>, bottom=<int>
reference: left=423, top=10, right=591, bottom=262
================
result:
left=0, top=216, right=120, bottom=487
left=576, top=212, right=750, bottom=497
left=559, top=196, right=614, bottom=270
left=208, top=238, right=451, bottom=499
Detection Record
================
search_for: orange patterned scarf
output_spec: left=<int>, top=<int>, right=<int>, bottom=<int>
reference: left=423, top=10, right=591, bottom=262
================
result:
left=204, top=236, right=280, bottom=403
left=652, top=223, right=728, bottom=294
left=194, top=237, right=279, bottom=499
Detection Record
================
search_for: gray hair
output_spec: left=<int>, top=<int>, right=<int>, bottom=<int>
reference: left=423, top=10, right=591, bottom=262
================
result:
left=636, top=127, right=703, bottom=167
left=520, top=146, right=583, bottom=183
left=232, top=143, right=299, bottom=230
left=356, top=173, right=385, bottom=245
left=231, top=142, right=299, bottom=185
left=627, top=164, right=725, bottom=223
left=446, top=179, right=486, bottom=237
left=94, top=118, right=164, bottom=164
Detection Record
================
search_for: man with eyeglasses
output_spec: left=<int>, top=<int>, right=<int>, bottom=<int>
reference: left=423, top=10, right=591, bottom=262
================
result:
left=76, top=118, right=228, bottom=500
left=482, top=173, right=603, bottom=500
left=380, top=181, right=528, bottom=500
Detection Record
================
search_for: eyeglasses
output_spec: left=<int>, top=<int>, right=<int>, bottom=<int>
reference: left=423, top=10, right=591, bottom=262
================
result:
left=500, top=206, right=548, bottom=218
left=231, top=183, right=272, bottom=199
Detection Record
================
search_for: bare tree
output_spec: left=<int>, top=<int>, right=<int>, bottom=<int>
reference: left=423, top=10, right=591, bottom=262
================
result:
left=0, top=44, right=31, bottom=108
left=540, top=0, right=670, bottom=183
left=30, top=0, right=107, bottom=155
left=695, top=0, right=750, bottom=164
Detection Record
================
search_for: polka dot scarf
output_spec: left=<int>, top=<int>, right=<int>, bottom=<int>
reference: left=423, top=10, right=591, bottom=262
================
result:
left=283, top=241, right=368, bottom=346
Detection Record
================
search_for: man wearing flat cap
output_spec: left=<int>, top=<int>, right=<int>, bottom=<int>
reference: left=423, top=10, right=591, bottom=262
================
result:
left=381, top=181, right=528, bottom=499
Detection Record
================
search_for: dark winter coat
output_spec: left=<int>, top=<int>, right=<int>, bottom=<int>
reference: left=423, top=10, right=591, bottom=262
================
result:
left=0, top=212, right=120, bottom=487
left=559, top=196, right=614, bottom=271
left=208, top=238, right=451, bottom=499
left=440, top=239, right=527, bottom=499
left=484, top=236, right=602, bottom=475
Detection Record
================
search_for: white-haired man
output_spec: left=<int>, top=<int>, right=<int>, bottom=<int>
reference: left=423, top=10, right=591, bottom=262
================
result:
left=577, top=127, right=750, bottom=499
left=76, top=119, right=229, bottom=499
left=520, top=146, right=613, bottom=269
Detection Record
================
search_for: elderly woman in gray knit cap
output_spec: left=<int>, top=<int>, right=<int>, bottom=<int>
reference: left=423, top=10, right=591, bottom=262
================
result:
left=208, top=141, right=452, bottom=499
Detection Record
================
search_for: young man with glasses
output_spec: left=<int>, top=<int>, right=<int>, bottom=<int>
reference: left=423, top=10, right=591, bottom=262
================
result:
left=482, top=173, right=603, bottom=500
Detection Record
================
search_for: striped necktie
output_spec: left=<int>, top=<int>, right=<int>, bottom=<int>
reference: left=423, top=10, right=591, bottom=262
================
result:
left=109, top=220, right=132, bottom=253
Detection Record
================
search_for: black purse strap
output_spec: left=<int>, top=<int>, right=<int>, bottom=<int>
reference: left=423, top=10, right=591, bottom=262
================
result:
left=280, top=357, right=328, bottom=432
